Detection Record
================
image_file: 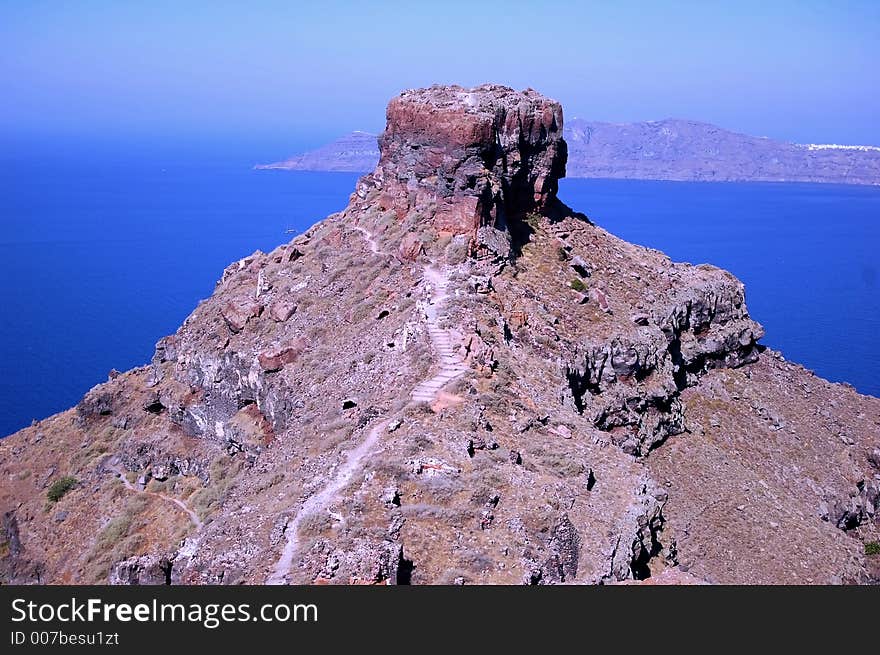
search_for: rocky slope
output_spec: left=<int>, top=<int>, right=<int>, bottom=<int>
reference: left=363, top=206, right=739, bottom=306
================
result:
left=3, top=84, right=879, bottom=585
left=260, top=120, right=880, bottom=186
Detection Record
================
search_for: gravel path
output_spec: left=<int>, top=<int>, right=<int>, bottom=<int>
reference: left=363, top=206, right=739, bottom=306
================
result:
left=109, top=463, right=204, bottom=531
left=266, top=229, right=467, bottom=584
left=352, top=225, right=382, bottom=254
left=266, top=418, right=390, bottom=584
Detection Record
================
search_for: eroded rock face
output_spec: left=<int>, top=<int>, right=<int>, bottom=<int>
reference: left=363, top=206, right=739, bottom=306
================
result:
left=355, top=84, right=566, bottom=238
left=0, top=511, right=43, bottom=584
left=110, top=554, right=172, bottom=585
left=310, top=539, right=409, bottom=585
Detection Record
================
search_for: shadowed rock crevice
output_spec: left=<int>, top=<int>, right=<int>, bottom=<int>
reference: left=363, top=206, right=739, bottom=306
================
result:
left=629, top=509, right=666, bottom=580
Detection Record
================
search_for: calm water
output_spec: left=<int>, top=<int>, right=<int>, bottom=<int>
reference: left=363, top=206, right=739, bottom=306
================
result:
left=1, top=154, right=878, bottom=436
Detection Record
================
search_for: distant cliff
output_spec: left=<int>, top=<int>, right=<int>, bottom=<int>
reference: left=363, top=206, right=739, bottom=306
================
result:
left=259, top=119, right=880, bottom=186
left=255, top=131, right=379, bottom=172
left=565, top=119, right=880, bottom=185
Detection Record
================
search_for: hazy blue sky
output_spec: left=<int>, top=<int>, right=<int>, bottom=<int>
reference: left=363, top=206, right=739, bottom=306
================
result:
left=2, top=0, right=879, bottom=154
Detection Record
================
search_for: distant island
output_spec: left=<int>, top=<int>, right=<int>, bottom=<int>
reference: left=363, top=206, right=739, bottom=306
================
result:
left=257, top=119, right=880, bottom=186
left=256, top=131, right=380, bottom=173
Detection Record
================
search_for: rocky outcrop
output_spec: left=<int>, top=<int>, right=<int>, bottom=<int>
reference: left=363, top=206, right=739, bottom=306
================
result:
left=820, top=479, right=880, bottom=531
left=351, top=84, right=566, bottom=242
left=0, top=511, right=43, bottom=584
left=561, top=251, right=763, bottom=456
left=110, top=554, right=172, bottom=585
left=524, top=514, right=581, bottom=584
left=117, top=443, right=209, bottom=483
left=311, top=539, right=409, bottom=585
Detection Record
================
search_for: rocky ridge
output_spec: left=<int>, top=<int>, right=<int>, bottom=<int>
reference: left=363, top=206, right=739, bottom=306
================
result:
left=564, top=118, right=880, bottom=185
left=2, top=84, right=879, bottom=585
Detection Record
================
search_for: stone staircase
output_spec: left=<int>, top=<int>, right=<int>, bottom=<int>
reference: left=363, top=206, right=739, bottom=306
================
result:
left=410, top=267, right=468, bottom=403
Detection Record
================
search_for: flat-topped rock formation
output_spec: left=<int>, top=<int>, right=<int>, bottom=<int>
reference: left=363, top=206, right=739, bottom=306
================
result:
left=3, top=85, right=878, bottom=586
left=353, top=84, right=566, bottom=249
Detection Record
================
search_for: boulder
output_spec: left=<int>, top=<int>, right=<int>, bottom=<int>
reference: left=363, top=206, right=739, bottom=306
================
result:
left=268, top=299, right=297, bottom=323
left=397, top=233, right=424, bottom=262
left=109, top=554, right=172, bottom=585
left=221, top=299, right=263, bottom=333
left=257, top=339, right=306, bottom=372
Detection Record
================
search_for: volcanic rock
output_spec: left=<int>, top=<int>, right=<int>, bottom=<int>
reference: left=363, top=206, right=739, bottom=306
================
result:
left=354, top=84, right=566, bottom=241
left=268, top=300, right=296, bottom=323
left=257, top=340, right=306, bottom=372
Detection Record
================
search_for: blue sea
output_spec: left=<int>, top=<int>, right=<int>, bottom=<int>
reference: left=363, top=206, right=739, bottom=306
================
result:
left=1, top=149, right=878, bottom=436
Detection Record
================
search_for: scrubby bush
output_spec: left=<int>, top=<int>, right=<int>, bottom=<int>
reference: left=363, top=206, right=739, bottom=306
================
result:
left=570, top=278, right=587, bottom=292
left=866, top=541, right=880, bottom=556
left=251, top=472, right=285, bottom=494
left=96, top=515, right=132, bottom=550
left=83, top=495, right=154, bottom=583
left=190, top=485, right=223, bottom=520
left=420, top=476, right=463, bottom=503
left=446, top=238, right=470, bottom=265
left=369, top=459, right=409, bottom=480
left=320, top=428, right=351, bottom=451
left=436, top=568, right=471, bottom=585
left=297, top=511, right=332, bottom=537
left=146, top=475, right=180, bottom=494
left=400, top=431, right=434, bottom=456
left=190, top=455, right=244, bottom=521
left=457, top=549, right=495, bottom=574
left=540, top=452, right=585, bottom=478
left=46, top=476, right=77, bottom=503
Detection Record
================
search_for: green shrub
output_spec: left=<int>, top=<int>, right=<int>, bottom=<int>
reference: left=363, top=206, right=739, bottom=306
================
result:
left=524, top=214, right=541, bottom=229
left=189, top=455, right=243, bottom=521
left=865, top=541, right=880, bottom=556
left=540, top=451, right=585, bottom=478
left=570, top=278, right=587, bottom=292
left=96, top=515, right=132, bottom=550
left=46, top=476, right=77, bottom=502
